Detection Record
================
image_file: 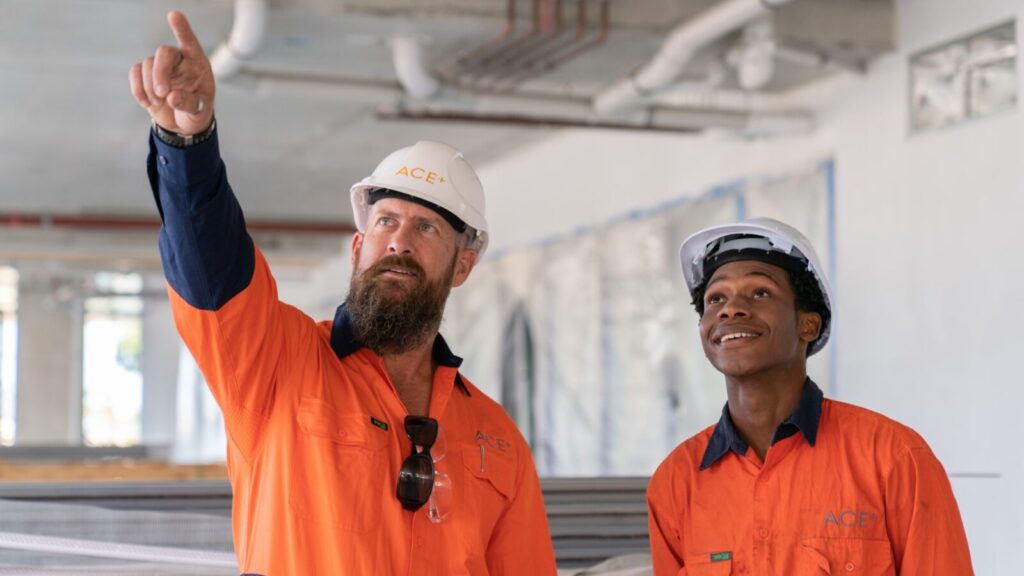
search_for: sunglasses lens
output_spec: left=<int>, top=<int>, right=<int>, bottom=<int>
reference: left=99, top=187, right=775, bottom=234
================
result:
left=404, top=416, right=438, bottom=447
left=397, top=453, right=434, bottom=509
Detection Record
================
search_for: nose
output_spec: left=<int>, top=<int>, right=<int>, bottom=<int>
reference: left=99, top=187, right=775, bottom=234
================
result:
left=718, top=295, right=750, bottom=319
left=386, top=223, right=415, bottom=255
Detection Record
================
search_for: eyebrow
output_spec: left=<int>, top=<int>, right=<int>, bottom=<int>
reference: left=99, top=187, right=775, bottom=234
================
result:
left=373, top=208, right=448, bottom=232
left=375, top=208, right=442, bottom=224
left=707, top=269, right=783, bottom=288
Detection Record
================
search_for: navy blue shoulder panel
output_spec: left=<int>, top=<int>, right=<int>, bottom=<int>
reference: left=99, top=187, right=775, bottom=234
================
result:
left=147, top=129, right=255, bottom=311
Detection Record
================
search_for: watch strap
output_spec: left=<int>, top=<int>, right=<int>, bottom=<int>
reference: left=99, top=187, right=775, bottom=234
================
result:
left=152, top=118, right=216, bottom=148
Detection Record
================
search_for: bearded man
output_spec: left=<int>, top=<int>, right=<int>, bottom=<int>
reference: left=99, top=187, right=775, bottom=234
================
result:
left=129, top=11, right=556, bottom=575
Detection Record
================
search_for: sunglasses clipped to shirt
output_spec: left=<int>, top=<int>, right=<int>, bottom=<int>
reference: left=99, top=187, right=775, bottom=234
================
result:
left=397, top=415, right=438, bottom=511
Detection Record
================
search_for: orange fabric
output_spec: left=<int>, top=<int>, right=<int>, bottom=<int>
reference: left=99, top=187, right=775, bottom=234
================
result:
left=169, top=247, right=557, bottom=575
left=647, top=399, right=973, bottom=576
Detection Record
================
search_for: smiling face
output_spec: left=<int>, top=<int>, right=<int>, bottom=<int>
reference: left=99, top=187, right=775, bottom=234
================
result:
left=698, top=260, right=822, bottom=379
left=346, top=198, right=478, bottom=354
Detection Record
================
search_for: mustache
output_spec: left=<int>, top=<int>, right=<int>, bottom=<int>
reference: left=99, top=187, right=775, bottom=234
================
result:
left=363, top=255, right=426, bottom=279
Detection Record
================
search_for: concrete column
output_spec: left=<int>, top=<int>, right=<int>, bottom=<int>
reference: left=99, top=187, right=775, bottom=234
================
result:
left=140, top=275, right=179, bottom=450
left=15, top=271, right=83, bottom=445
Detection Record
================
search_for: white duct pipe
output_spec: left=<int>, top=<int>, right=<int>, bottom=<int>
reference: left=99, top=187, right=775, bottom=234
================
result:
left=391, top=36, right=441, bottom=100
left=210, top=0, right=269, bottom=79
left=593, top=0, right=792, bottom=117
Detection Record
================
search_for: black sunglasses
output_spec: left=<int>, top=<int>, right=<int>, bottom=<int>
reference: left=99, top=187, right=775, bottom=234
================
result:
left=397, top=415, right=438, bottom=511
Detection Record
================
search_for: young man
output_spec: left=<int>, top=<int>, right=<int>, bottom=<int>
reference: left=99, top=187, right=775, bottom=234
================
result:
left=647, top=218, right=973, bottom=575
left=128, top=11, right=556, bottom=575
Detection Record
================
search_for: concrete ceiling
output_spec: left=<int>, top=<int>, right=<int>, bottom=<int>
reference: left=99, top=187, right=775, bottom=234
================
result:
left=0, top=0, right=893, bottom=272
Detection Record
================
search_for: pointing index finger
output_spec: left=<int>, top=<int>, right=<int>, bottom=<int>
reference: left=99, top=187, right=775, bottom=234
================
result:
left=167, top=11, right=203, bottom=58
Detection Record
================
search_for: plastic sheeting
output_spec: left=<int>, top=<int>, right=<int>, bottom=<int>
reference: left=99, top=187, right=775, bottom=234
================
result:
left=445, top=161, right=834, bottom=477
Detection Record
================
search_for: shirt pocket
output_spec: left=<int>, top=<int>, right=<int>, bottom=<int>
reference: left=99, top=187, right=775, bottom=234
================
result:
left=459, top=441, right=516, bottom=551
left=680, top=552, right=733, bottom=575
left=799, top=538, right=895, bottom=575
left=461, top=443, right=516, bottom=502
left=288, top=398, right=389, bottom=533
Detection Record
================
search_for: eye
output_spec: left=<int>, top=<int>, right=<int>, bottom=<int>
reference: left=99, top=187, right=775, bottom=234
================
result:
left=419, top=221, right=437, bottom=234
left=705, top=293, right=723, bottom=306
left=753, top=288, right=770, bottom=298
left=376, top=216, right=394, bottom=227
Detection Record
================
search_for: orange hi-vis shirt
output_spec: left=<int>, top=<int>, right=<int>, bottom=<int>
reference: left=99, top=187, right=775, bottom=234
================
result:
left=647, top=379, right=973, bottom=576
left=147, top=131, right=557, bottom=575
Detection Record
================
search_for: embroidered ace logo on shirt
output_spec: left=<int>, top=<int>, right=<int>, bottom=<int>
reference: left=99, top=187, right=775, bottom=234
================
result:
left=822, top=509, right=878, bottom=529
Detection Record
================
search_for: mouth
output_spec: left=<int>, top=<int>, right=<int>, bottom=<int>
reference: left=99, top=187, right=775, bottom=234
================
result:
left=713, top=331, right=761, bottom=346
left=377, top=266, right=418, bottom=279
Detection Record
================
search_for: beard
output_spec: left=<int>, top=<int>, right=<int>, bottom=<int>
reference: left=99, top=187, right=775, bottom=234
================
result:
left=346, top=252, right=456, bottom=355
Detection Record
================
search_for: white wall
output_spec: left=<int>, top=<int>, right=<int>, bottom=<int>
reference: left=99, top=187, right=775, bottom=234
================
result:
left=473, top=1, right=1022, bottom=572
left=824, top=3, right=1023, bottom=571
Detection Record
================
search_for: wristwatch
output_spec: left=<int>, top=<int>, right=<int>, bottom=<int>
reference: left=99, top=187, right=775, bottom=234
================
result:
left=152, top=118, right=216, bottom=148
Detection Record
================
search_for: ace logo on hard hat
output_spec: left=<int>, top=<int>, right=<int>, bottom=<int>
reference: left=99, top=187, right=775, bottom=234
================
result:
left=395, top=166, right=446, bottom=185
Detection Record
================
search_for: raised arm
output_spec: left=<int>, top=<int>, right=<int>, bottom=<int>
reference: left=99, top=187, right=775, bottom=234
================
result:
left=128, top=12, right=303, bottom=461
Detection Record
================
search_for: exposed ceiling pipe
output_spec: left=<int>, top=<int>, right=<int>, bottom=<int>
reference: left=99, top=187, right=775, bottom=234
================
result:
left=503, top=0, right=609, bottom=89
left=484, top=0, right=576, bottom=91
left=210, top=0, right=269, bottom=79
left=475, top=0, right=564, bottom=86
left=383, top=88, right=813, bottom=137
left=379, top=107, right=812, bottom=136
left=593, top=0, right=793, bottom=117
left=444, top=0, right=607, bottom=92
left=457, top=0, right=541, bottom=77
left=734, top=18, right=777, bottom=90
left=453, top=0, right=518, bottom=68
left=391, top=36, right=441, bottom=100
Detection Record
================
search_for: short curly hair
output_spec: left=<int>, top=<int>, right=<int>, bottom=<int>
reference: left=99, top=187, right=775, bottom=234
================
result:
left=690, top=265, right=830, bottom=355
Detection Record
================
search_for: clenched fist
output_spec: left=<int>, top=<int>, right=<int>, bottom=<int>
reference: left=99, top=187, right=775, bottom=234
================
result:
left=129, top=11, right=215, bottom=135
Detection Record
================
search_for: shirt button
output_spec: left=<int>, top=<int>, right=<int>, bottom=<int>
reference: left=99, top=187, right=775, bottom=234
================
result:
left=845, top=562, right=855, bottom=572
left=758, top=528, right=770, bottom=539
left=415, top=536, right=425, bottom=548
left=158, top=155, right=168, bottom=165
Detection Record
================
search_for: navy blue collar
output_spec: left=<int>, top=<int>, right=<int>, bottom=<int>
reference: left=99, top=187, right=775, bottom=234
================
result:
left=330, top=303, right=470, bottom=396
left=699, top=377, right=823, bottom=470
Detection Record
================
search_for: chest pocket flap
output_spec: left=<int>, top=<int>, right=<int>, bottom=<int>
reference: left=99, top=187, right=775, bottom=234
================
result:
left=297, top=398, right=388, bottom=450
left=462, top=443, right=516, bottom=501
left=800, top=538, right=895, bottom=575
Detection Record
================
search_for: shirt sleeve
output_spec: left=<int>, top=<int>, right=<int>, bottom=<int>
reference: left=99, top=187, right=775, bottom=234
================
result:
left=485, top=441, right=558, bottom=575
left=884, top=444, right=974, bottom=575
left=647, top=465, right=686, bottom=576
left=148, top=129, right=308, bottom=461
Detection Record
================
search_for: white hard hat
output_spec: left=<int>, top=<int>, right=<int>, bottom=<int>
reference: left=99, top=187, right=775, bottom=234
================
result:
left=678, top=217, right=833, bottom=356
left=350, top=140, right=489, bottom=256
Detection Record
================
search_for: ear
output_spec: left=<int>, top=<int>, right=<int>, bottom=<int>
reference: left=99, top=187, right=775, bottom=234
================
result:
left=450, top=247, right=478, bottom=288
left=798, top=311, right=823, bottom=345
left=350, top=232, right=364, bottom=266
